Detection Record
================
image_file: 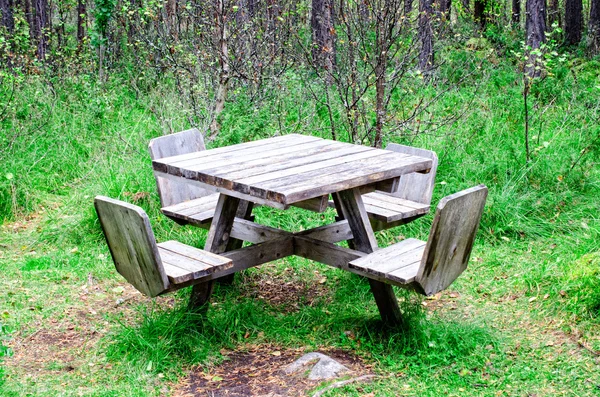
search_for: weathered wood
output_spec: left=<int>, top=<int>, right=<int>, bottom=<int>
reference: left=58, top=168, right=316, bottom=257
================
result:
left=152, top=135, right=433, bottom=208
left=189, top=193, right=240, bottom=308
left=95, top=196, right=233, bottom=298
left=294, top=220, right=353, bottom=244
left=167, top=237, right=295, bottom=292
left=95, top=196, right=168, bottom=297
left=362, top=192, right=430, bottom=223
left=334, top=188, right=403, bottom=325
left=219, top=199, right=254, bottom=284
left=385, top=143, right=438, bottom=205
left=415, top=184, right=488, bottom=296
left=161, top=194, right=219, bottom=226
left=293, top=235, right=365, bottom=269
left=148, top=128, right=214, bottom=207
left=231, top=218, right=292, bottom=244
left=348, top=185, right=488, bottom=296
left=348, top=239, right=426, bottom=285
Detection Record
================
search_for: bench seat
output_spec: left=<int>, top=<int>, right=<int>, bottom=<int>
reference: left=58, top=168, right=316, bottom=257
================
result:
left=348, top=238, right=426, bottom=286
left=157, top=240, right=233, bottom=284
left=329, top=192, right=430, bottom=223
left=161, top=194, right=220, bottom=226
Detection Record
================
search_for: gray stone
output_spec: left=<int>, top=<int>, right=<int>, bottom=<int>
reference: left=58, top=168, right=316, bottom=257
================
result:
left=283, top=352, right=350, bottom=380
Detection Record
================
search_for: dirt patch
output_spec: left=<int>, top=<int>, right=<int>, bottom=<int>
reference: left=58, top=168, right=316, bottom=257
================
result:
left=239, top=267, right=331, bottom=313
left=172, top=347, right=370, bottom=397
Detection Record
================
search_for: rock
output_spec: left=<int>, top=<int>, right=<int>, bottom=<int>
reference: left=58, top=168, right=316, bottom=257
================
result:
left=283, top=352, right=350, bottom=380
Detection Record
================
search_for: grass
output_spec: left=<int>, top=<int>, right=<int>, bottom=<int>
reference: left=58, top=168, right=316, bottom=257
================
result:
left=1, top=43, right=600, bottom=395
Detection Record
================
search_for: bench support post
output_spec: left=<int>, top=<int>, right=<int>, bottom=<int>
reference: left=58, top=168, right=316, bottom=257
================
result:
left=334, top=188, right=403, bottom=325
left=189, top=194, right=241, bottom=310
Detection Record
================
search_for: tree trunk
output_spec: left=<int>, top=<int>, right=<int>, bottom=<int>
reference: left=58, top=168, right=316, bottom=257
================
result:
left=564, top=0, right=583, bottom=45
left=209, top=0, right=229, bottom=139
left=589, top=0, right=600, bottom=52
left=474, top=0, right=487, bottom=28
left=547, top=0, right=559, bottom=28
left=525, top=0, right=546, bottom=78
left=405, top=0, right=413, bottom=14
left=77, top=0, right=86, bottom=47
left=439, top=0, right=451, bottom=15
left=512, top=0, right=520, bottom=24
left=311, top=0, right=335, bottom=77
left=1, top=0, right=15, bottom=34
left=34, top=0, right=49, bottom=60
left=166, top=0, right=178, bottom=40
left=418, top=0, right=434, bottom=73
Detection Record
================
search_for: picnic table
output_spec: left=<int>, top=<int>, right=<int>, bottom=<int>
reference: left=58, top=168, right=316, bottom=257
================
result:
left=152, top=134, right=434, bottom=324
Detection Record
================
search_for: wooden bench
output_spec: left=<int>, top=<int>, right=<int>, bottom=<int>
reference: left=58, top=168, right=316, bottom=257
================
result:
left=330, top=144, right=438, bottom=228
left=94, top=196, right=233, bottom=297
left=148, top=128, right=219, bottom=227
left=348, top=185, right=487, bottom=296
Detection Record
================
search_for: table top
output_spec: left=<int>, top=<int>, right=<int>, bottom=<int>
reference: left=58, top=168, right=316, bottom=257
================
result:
left=152, top=134, right=433, bottom=208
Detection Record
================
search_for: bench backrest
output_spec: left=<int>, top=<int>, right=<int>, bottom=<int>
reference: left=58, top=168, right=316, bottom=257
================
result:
left=386, top=143, right=438, bottom=205
left=415, top=185, right=488, bottom=296
left=148, top=128, right=212, bottom=207
left=94, top=196, right=169, bottom=297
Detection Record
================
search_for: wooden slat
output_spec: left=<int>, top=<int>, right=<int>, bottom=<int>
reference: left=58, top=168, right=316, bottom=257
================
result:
left=189, top=140, right=345, bottom=175
left=386, top=143, right=439, bottom=205
left=94, top=196, right=169, bottom=297
left=149, top=128, right=214, bottom=208
left=333, top=188, right=403, bottom=325
left=155, top=134, right=319, bottom=169
left=293, top=235, right=366, bottom=270
left=388, top=262, right=421, bottom=284
left=272, top=154, right=432, bottom=205
left=415, top=185, right=488, bottom=296
left=162, top=262, right=194, bottom=284
left=158, top=240, right=231, bottom=267
left=361, top=193, right=430, bottom=223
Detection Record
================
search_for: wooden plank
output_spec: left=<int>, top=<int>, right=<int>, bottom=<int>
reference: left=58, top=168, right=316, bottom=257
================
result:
left=362, top=193, right=430, bottom=223
left=333, top=188, right=403, bottom=325
left=187, top=140, right=343, bottom=174
left=94, top=196, right=168, bottom=297
left=415, top=185, right=488, bottom=296
left=162, top=262, right=194, bottom=284
left=189, top=193, right=241, bottom=308
left=272, top=154, right=433, bottom=205
left=293, top=235, right=366, bottom=269
left=164, top=237, right=295, bottom=293
left=155, top=134, right=320, bottom=169
left=154, top=171, right=288, bottom=210
left=211, top=144, right=370, bottom=180
left=294, top=220, right=353, bottom=244
left=292, top=195, right=329, bottom=213
left=148, top=128, right=214, bottom=207
left=230, top=218, right=292, bottom=244
left=386, top=143, right=439, bottom=205
left=157, top=240, right=231, bottom=267
left=348, top=239, right=425, bottom=269
left=388, top=261, right=421, bottom=284
left=239, top=148, right=384, bottom=187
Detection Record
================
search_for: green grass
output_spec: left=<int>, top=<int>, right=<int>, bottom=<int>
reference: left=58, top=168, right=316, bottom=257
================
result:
left=1, top=44, right=600, bottom=395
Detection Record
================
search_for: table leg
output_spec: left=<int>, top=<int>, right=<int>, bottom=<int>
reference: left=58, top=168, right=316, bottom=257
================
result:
left=189, top=194, right=241, bottom=310
left=334, top=188, right=402, bottom=325
left=218, top=200, right=254, bottom=285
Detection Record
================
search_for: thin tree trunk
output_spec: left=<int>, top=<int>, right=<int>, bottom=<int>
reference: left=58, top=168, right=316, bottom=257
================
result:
left=474, top=0, right=487, bottom=28
left=209, top=0, right=229, bottom=139
left=77, top=0, right=86, bottom=47
left=512, top=0, right=521, bottom=24
left=547, top=0, right=559, bottom=28
left=34, top=0, right=49, bottom=60
left=1, top=0, right=15, bottom=34
left=311, top=0, right=335, bottom=78
left=374, top=10, right=388, bottom=148
left=525, top=0, right=546, bottom=78
left=418, top=0, right=434, bottom=73
left=166, top=0, right=177, bottom=40
left=405, top=0, right=413, bottom=14
left=564, top=0, right=583, bottom=45
left=589, top=0, right=600, bottom=52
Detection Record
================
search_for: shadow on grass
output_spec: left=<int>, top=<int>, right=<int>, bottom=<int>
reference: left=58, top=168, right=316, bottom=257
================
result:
left=105, top=286, right=497, bottom=377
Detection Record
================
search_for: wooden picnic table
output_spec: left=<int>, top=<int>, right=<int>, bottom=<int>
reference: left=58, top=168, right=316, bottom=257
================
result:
left=152, top=134, right=433, bottom=324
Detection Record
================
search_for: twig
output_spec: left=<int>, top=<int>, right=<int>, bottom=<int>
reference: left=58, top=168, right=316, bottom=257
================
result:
left=311, top=375, right=376, bottom=397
